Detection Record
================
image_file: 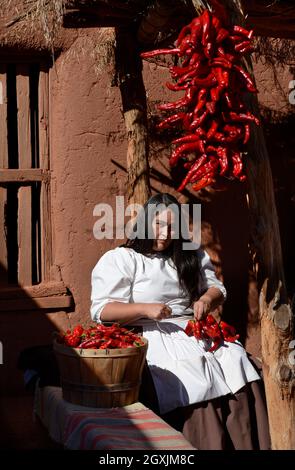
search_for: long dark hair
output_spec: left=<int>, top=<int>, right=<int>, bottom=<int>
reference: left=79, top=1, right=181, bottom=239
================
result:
left=119, top=193, right=200, bottom=309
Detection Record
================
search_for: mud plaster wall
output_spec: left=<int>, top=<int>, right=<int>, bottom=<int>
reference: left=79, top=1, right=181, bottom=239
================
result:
left=1, top=31, right=294, bottom=393
left=50, top=31, right=128, bottom=323
left=50, top=36, right=294, bottom=353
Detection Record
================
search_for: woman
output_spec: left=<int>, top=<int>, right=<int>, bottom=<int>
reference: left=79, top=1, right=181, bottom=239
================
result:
left=90, top=192, right=270, bottom=450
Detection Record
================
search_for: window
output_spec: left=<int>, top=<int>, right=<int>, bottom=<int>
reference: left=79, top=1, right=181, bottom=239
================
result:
left=0, top=61, right=72, bottom=310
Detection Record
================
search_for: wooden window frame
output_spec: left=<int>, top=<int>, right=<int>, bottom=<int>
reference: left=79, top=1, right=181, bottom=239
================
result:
left=0, top=60, right=72, bottom=311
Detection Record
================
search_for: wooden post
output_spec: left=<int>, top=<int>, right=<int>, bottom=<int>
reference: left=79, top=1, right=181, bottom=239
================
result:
left=39, top=64, right=52, bottom=282
left=260, top=281, right=295, bottom=449
left=0, top=64, right=8, bottom=284
left=190, top=0, right=295, bottom=449
left=115, top=28, right=151, bottom=215
left=16, top=64, right=32, bottom=286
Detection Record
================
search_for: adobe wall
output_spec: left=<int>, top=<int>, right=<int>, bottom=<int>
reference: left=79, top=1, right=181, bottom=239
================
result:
left=1, top=24, right=293, bottom=392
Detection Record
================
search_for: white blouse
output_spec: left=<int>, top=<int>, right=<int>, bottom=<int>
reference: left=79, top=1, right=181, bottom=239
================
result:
left=90, top=246, right=260, bottom=414
left=90, top=246, right=227, bottom=323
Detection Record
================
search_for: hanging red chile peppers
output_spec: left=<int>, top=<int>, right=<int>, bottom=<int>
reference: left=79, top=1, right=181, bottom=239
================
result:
left=140, top=8, right=259, bottom=192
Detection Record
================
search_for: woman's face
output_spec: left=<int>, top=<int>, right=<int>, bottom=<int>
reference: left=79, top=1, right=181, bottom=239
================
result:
left=151, top=208, right=176, bottom=251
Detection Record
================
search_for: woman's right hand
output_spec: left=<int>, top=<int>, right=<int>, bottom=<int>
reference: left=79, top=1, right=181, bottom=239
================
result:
left=142, top=303, right=172, bottom=320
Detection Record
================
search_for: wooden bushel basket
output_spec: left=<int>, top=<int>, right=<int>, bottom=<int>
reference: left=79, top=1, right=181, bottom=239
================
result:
left=53, top=338, right=148, bottom=408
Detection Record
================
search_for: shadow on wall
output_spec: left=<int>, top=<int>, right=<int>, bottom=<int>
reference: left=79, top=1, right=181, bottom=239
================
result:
left=200, top=182, right=251, bottom=344
left=261, top=108, right=295, bottom=299
left=197, top=182, right=250, bottom=345
left=0, top=260, right=75, bottom=448
left=143, top=161, right=252, bottom=345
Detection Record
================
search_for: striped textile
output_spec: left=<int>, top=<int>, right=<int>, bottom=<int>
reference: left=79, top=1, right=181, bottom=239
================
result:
left=34, top=386, right=196, bottom=450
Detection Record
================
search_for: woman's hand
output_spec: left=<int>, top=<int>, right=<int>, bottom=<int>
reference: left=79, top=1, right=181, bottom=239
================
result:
left=193, top=288, right=225, bottom=321
left=193, top=298, right=211, bottom=321
left=142, top=303, right=172, bottom=320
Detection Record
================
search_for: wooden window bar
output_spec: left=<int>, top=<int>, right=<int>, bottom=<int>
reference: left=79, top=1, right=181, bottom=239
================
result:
left=0, top=62, right=72, bottom=309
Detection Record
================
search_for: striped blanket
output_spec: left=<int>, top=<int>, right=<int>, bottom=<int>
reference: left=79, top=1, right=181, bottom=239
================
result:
left=34, top=386, right=196, bottom=450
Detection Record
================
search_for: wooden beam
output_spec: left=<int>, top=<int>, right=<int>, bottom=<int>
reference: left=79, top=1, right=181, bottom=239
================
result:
left=0, top=169, right=49, bottom=183
left=243, top=0, right=295, bottom=39
left=115, top=28, right=151, bottom=214
left=62, top=2, right=137, bottom=28
left=260, top=280, right=295, bottom=449
left=0, top=279, right=74, bottom=310
left=65, top=0, right=141, bottom=13
left=137, top=0, right=181, bottom=44
left=0, top=295, right=73, bottom=311
left=16, top=64, right=32, bottom=286
left=39, top=64, right=52, bottom=282
left=64, top=5, right=133, bottom=18
left=0, top=64, right=8, bottom=284
left=0, top=53, right=53, bottom=64
left=38, top=66, right=50, bottom=171
left=245, top=21, right=295, bottom=40
left=0, top=280, right=69, bottom=299
left=63, top=11, right=132, bottom=28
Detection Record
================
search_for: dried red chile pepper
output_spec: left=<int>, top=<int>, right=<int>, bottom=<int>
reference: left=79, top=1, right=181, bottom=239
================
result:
left=140, top=8, right=260, bottom=192
left=57, top=323, right=145, bottom=349
left=184, top=314, right=240, bottom=352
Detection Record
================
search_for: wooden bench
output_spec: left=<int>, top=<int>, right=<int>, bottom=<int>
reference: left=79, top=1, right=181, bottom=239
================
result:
left=34, top=386, right=197, bottom=450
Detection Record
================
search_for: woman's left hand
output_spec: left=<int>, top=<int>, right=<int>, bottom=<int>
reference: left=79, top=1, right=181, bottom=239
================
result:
left=193, top=298, right=211, bottom=321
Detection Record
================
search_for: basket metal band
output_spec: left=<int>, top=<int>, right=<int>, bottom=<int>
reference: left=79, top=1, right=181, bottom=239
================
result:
left=61, top=379, right=141, bottom=393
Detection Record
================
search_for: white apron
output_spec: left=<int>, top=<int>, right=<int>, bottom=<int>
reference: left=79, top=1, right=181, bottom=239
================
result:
left=136, top=316, right=261, bottom=415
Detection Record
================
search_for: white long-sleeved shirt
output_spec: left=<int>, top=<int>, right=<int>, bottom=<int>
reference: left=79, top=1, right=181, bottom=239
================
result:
left=90, top=246, right=227, bottom=323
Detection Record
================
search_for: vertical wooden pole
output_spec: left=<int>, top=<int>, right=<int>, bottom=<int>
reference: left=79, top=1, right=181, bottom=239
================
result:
left=39, top=64, right=52, bottom=282
left=115, top=28, right=151, bottom=215
left=260, top=280, right=294, bottom=449
left=16, top=64, right=32, bottom=286
left=0, top=64, right=8, bottom=284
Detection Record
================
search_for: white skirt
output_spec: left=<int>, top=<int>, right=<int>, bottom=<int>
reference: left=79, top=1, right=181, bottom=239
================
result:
left=134, top=316, right=261, bottom=415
